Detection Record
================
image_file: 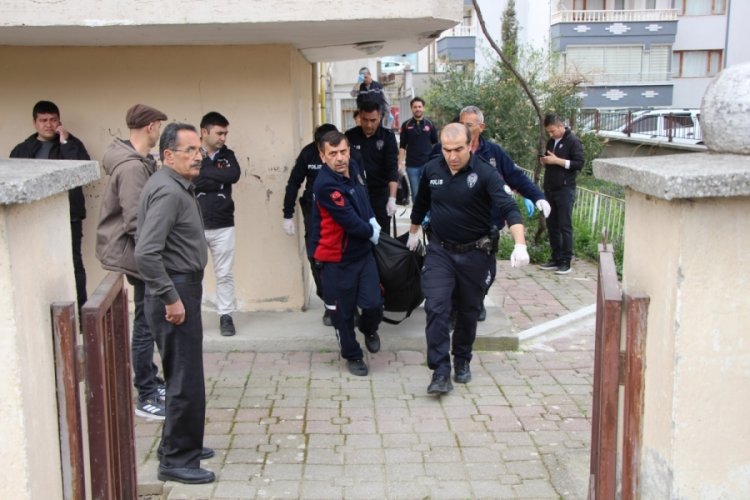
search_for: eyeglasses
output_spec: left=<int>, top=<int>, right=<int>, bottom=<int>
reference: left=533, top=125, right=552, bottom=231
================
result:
left=171, top=147, right=207, bottom=159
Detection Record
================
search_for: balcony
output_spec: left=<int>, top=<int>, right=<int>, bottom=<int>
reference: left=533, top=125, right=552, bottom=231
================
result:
left=436, top=24, right=476, bottom=62
left=551, top=9, right=677, bottom=24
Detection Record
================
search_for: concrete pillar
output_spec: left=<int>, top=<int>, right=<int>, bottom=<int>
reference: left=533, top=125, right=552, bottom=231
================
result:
left=0, top=159, right=99, bottom=498
left=593, top=63, right=750, bottom=498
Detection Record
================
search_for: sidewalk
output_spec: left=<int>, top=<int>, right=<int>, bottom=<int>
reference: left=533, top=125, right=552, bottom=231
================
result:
left=136, top=259, right=598, bottom=499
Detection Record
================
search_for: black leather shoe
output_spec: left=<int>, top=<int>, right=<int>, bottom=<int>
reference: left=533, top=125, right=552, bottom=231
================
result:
left=364, top=331, right=381, bottom=353
left=157, top=466, right=215, bottom=484
left=478, top=303, right=487, bottom=322
left=157, top=447, right=215, bottom=461
left=454, top=360, right=472, bottom=384
left=427, top=373, right=453, bottom=395
left=219, top=314, right=236, bottom=337
left=346, top=358, right=368, bottom=376
left=322, top=310, right=333, bottom=327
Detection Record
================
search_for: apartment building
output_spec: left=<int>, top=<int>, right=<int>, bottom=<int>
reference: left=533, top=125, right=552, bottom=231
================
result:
left=552, top=0, right=750, bottom=109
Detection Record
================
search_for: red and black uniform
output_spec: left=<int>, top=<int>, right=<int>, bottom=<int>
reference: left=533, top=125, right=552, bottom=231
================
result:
left=309, top=160, right=383, bottom=361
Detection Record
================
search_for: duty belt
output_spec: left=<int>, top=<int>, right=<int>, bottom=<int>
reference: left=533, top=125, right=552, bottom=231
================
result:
left=430, top=234, right=490, bottom=254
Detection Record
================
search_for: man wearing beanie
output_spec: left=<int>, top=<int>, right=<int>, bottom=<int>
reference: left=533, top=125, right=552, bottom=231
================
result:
left=96, top=104, right=169, bottom=420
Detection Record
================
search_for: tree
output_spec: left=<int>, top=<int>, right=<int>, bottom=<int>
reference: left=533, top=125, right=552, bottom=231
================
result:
left=501, top=0, right=519, bottom=72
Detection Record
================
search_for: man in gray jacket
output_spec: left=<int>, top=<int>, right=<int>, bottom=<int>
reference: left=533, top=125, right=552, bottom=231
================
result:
left=96, top=104, right=168, bottom=420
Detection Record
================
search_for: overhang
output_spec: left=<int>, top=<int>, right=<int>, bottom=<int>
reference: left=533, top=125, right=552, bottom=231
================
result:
left=0, top=0, right=462, bottom=62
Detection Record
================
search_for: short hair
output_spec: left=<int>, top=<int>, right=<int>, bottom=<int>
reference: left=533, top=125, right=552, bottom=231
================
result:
left=314, top=123, right=338, bottom=144
left=353, top=110, right=360, bottom=119
left=410, top=97, right=425, bottom=107
left=200, top=111, right=229, bottom=130
left=159, top=122, right=197, bottom=161
left=459, top=105, right=484, bottom=124
left=358, top=101, right=381, bottom=114
left=359, top=67, right=371, bottom=76
left=440, top=122, right=471, bottom=145
left=543, top=113, right=565, bottom=127
left=317, top=130, right=348, bottom=152
left=33, top=100, right=60, bottom=120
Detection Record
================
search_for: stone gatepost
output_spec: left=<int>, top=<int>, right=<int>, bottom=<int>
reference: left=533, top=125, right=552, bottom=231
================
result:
left=594, top=63, right=750, bottom=498
left=0, top=159, right=99, bottom=498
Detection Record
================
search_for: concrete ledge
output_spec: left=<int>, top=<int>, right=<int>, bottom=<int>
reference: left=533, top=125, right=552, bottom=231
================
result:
left=0, top=159, right=100, bottom=205
left=594, top=152, right=750, bottom=200
left=517, top=304, right=597, bottom=344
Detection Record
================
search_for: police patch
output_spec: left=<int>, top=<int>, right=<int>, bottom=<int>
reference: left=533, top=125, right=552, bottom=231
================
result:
left=467, top=172, right=478, bottom=188
left=376, top=140, right=384, bottom=150
left=330, top=190, right=345, bottom=207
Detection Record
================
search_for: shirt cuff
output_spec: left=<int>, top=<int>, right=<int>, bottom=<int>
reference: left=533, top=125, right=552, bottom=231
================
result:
left=564, top=160, right=570, bottom=169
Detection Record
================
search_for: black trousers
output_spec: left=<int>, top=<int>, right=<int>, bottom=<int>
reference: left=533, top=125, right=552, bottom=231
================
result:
left=126, top=275, right=161, bottom=402
left=145, top=278, right=205, bottom=469
left=70, top=220, right=87, bottom=311
left=422, top=244, right=493, bottom=377
left=301, top=200, right=323, bottom=298
left=368, top=186, right=390, bottom=231
left=545, top=187, right=576, bottom=265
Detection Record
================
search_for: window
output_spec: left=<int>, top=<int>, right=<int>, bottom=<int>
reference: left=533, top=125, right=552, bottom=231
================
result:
left=672, top=50, right=722, bottom=77
left=673, top=0, right=726, bottom=15
left=563, top=45, right=670, bottom=84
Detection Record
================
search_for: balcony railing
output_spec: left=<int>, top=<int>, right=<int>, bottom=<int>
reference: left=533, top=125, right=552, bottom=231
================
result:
left=568, top=71, right=672, bottom=85
left=552, top=9, right=677, bottom=23
left=441, top=24, right=475, bottom=37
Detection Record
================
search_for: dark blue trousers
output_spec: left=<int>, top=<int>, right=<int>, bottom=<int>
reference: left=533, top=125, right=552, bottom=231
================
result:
left=145, top=278, right=205, bottom=469
left=320, top=255, right=383, bottom=361
left=422, top=244, right=493, bottom=377
left=545, top=187, right=576, bottom=265
left=127, top=275, right=161, bottom=402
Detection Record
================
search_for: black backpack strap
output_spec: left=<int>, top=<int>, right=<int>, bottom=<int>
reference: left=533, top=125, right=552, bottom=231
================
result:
left=381, top=307, right=416, bottom=325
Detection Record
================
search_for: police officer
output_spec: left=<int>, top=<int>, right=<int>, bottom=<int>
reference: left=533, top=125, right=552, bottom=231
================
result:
left=406, top=123, right=530, bottom=395
left=345, top=100, right=399, bottom=230
left=282, top=123, right=338, bottom=325
left=309, top=130, right=383, bottom=376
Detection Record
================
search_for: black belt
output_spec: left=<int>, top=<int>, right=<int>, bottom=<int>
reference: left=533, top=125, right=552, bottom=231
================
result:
left=430, top=234, right=483, bottom=254
left=168, top=271, right=204, bottom=284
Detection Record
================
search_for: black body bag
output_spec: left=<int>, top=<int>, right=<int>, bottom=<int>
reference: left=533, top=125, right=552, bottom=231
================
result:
left=373, top=218, right=425, bottom=324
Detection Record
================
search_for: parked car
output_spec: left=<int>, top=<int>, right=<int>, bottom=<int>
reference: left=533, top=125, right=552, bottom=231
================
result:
left=380, top=60, right=408, bottom=75
left=598, top=109, right=702, bottom=145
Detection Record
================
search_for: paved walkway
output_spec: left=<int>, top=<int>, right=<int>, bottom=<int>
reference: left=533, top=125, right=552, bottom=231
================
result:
left=137, top=259, right=599, bottom=499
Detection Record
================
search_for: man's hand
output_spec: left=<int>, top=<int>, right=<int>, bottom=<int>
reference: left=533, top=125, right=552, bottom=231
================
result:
left=510, top=244, right=529, bottom=268
left=386, top=197, right=398, bottom=217
left=165, top=299, right=186, bottom=325
left=406, top=232, right=420, bottom=251
left=282, top=218, right=295, bottom=236
left=369, top=217, right=381, bottom=245
left=535, top=199, right=551, bottom=218
left=540, top=150, right=563, bottom=167
left=56, top=124, right=70, bottom=143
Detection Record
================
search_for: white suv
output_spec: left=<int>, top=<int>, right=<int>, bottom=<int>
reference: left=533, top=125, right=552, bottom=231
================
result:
left=599, top=109, right=702, bottom=145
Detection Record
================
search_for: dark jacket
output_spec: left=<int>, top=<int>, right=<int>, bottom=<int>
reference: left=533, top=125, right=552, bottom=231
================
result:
left=411, top=154, right=522, bottom=244
left=543, top=128, right=584, bottom=191
left=399, top=117, right=438, bottom=166
left=309, top=160, right=375, bottom=263
left=283, top=141, right=325, bottom=218
left=345, top=126, right=399, bottom=190
left=10, top=132, right=89, bottom=221
left=96, top=138, right=158, bottom=277
left=355, top=80, right=388, bottom=115
left=193, top=145, right=241, bottom=229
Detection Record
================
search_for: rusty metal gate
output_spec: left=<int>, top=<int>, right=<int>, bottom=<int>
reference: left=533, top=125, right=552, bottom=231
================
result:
left=589, top=243, right=649, bottom=499
left=52, top=272, right=137, bottom=500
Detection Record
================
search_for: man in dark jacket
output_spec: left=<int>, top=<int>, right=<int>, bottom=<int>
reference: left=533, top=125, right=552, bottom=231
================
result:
left=309, top=130, right=383, bottom=377
left=96, top=104, right=168, bottom=420
left=350, top=66, right=388, bottom=118
left=194, top=112, right=241, bottom=336
left=399, top=97, right=438, bottom=202
left=10, top=100, right=90, bottom=312
left=539, top=113, right=585, bottom=275
left=345, top=101, right=399, bottom=229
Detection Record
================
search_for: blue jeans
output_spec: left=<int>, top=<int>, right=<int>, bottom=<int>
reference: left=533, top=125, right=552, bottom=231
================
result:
left=406, top=165, right=424, bottom=203
left=127, top=275, right=161, bottom=402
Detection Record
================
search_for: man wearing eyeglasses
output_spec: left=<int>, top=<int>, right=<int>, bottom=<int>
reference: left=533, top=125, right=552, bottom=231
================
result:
left=135, top=123, right=214, bottom=485
left=193, top=112, right=241, bottom=337
left=96, top=104, right=168, bottom=421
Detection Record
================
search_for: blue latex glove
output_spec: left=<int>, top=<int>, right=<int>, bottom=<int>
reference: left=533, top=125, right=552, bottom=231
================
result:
left=523, top=198, right=535, bottom=217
